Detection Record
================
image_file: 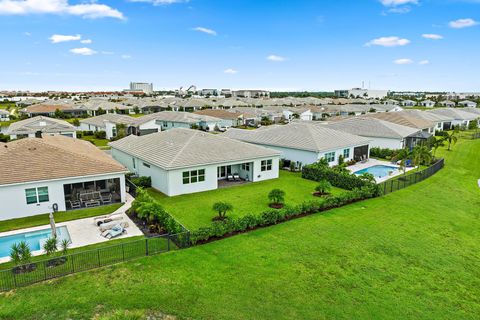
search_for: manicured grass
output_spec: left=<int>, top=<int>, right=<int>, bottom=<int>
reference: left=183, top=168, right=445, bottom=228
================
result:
left=149, top=171, right=345, bottom=230
left=1, top=137, right=480, bottom=319
left=0, top=204, right=122, bottom=233
left=79, top=135, right=110, bottom=149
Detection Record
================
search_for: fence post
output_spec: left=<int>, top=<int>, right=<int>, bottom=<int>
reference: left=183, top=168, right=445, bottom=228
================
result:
left=122, top=243, right=125, bottom=261
left=145, top=238, right=149, bottom=256
left=97, top=250, right=101, bottom=267
left=12, top=270, right=17, bottom=289
left=44, top=260, right=47, bottom=281
left=71, top=254, right=75, bottom=273
left=167, top=236, right=171, bottom=251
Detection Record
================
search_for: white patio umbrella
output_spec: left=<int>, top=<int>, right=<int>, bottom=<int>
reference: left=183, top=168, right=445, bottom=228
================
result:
left=49, top=212, right=57, bottom=239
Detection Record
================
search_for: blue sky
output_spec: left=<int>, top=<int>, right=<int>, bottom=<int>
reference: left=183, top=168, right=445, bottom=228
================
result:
left=0, top=0, right=479, bottom=92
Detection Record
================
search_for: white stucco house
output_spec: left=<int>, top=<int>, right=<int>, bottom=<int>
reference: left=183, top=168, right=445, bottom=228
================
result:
left=223, top=123, right=371, bottom=166
left=6, top=116, right=77, bottom=140
left=79, top=114, right=137, bottom=140
left=458, top=100, right=477, bottom=108
left=420, top=100, right=436, bottom=108
left=109, top=128, right=281, bottom=196
left=428, top=108, right=479, bottom=128
left=324, top=117, right=429, bottom=150
left=401, top=100, right=417, bottom=107
left=0, top=136, right=127, bottom=221
left=0, top=109, right=9, bottom=122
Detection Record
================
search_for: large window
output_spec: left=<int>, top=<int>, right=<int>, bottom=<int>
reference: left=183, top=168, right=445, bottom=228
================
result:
left=25, top=187, right=49, bottom=204
left=343, top=148, right=350, bottom=159
left=261, top=159, right=273, bottom=172
left=325, top=152, right=336, bottom=163
left=183, top=169, right=205, bottom=184
left=241, top=163, right=251, bottom=171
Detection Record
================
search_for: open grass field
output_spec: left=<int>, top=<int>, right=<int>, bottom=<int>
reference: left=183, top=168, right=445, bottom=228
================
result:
left=0, top=136, right=479, bottom=320
left=149, top=171, right=345, bottom=230
left=0, top=204, right=122, bottom=233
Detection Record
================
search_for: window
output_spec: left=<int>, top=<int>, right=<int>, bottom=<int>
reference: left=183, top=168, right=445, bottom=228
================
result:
left=325, top=152, right=335, bottom=163
left=241, top=163, right=251, bottom=171
left=261, top=159, right=273, bottom=172
left=162, top=121, right=168, bottom=128
left=343, top=148, right=350, bottom=158
left=132, top=158, right=136, bottom=169
left=25, top=187, right=49, bottom=204
left=183, top=169, right=205, bottom=184
left=143, top=162, right=151, bottom=168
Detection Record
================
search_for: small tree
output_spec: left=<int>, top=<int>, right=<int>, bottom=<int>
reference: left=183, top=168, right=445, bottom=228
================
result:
left=43, top=237, right=58, bottom=256
left=314, top=180, right=332, bottom=196
left=445, top=130, right=458, bottom=151
left=71, top=118, right=80, bottom=126
left=393, top=148, right=413, bottom=176
left=268, top=189, right=285, bottom=205
left=289, top=161, right=296, bottom=172
left=10, top=241, right=32, bottom=269
left=412, top=144, right=433, bottom=169
left=60, top=239, right=70, bottom=255
left=212, top=202, right=233, bottom=220
left=133, top=106, right=140, bottom=114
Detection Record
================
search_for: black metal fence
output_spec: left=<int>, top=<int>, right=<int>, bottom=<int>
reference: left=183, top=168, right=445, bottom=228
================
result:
left=0, top=233, right=188, bottom=292
left=126, top=179, right=138, bottom=197
left=472, top=132, right=480, bottom=140
left=379, top=158, right=445, bottom=195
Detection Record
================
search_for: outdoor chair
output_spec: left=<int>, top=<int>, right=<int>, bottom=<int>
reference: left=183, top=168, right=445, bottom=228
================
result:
left=227, top=174, right=235, bottom=181
left=101, top=193, right=112, bottom=204
left=98, top=220, right=127, bottom=232
left=233, top=173, right=241, bottom=181
left=69, top=200, right=81, bottom=209
left=101, top=224, right=127, bottom=239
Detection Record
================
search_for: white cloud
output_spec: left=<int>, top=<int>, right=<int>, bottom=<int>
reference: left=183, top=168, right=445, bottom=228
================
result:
left=0, top=0, right=124, bottom=19
left=394, top=58, right=414, bottom=65
left=70, top=47, right=97, bottom=56
left=449, top=18, right=478, bottom=29
left=224, top=68, right=238, bottom=74
left=121, top=54, right=132, bottom=59
left=380, top=0, right=418, bottom=6
left=267, top=54, right=287, bottom=62
left=422, top=33, right=443, bottom=40
left=387, top=6, right=411, bottom=13
left=193, top=27, right=217, bottom=36
left=80, top=39, right=92, bottom=44
left=49, top=34, right=81, bottom=43
left=365, top=36, right=410, bottom=47
left=23, top=31, right=31, bottom=36
left=418, top=60, right=430, bottom=65
left=128, top=0, right=188, bottom=5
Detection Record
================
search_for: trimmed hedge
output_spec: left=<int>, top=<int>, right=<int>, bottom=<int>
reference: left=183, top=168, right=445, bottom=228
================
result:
left=131, top=176, right=152, bottom=188
left=190, top=185, right=380, bottom=245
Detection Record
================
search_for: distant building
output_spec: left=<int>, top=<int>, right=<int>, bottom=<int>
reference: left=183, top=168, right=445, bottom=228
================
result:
left=420, top=100, right=436, bottom=108
left=232, top=90, right=270, bottom=98
left=220, top=89, right=232, bottom=97
left=200, top=89, right=218, bottom=96
left=128, top=82, right=153, bottom=94
left=458, top=100, right=477, bottom=108
left=335, top=88, right=389, bottom=99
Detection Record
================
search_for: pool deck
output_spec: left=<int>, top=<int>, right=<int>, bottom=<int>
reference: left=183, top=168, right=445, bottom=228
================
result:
left=0, top=194, right=143, bottom=264
left=347, top=158, right=416, bottom=183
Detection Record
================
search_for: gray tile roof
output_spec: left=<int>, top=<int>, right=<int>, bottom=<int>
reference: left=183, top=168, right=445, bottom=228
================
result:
left=322, top=117, right=419, bottom=139
left=7, top=116, right=76, bottom=135
left=109, top=128, right=280, bottom=170
left=223, top=123, right=371, bottom=153
left=428, top=108, right=479, bottom=121
left=130, top=111, right=222, bottom=126
left=80, top=114, right=137, bottom=128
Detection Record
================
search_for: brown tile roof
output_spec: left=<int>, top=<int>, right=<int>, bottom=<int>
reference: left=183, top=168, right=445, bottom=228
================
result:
left=194, top=109, right=243, bottom=120
left=0, top=136, right=126, bottom=185
left=22, top=104, right=77, bottom=114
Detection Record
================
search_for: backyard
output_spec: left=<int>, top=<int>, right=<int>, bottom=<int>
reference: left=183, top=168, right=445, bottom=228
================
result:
left=0, top=135, right=479, bottom=319
left=149, top=171, right=346, bottom=230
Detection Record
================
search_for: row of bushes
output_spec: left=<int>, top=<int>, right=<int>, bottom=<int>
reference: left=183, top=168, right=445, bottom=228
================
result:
left=77, top=131, right=107, bottom=139
left=190, top=185, right=380, bottom=245
left=130, top=176, right=152, bottom=188
left=301, top=161, right=378, bottom=191
left=369, top=147, right=397, bottom=160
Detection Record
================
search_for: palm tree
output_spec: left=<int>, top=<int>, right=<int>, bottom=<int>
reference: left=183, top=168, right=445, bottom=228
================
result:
left=393, top=148, right=413, bottom=176
left=412, top=145, right=433, bottom=170
left=314, top=180, right=332, bottom=195
left=445, top=130, right=458, bottom=151
left=268, top=189, right=286, bottom=205
left=212, top=202, right=233, bottom=219
left=430, top=137, right=446, bottom=159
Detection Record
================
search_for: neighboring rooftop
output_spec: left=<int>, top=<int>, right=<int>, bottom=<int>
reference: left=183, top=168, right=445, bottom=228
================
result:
left=322, top=117, right=420, bottom=139
left=130, top=111, right=221, bottom=126
left=0, top=136, right=126, bottom=185
left=6, top=116, right=76, bottom=135
left=428, top=108, right=479, bottom=121
left=223, top=123, right=371, bottom=153
left=109, top=128, right=280, bottom=170
left=365, top=112, right=434, bottom=129
left=80, top=113, right=137, bottom=127
left=194, top=109, right=243, bottom=120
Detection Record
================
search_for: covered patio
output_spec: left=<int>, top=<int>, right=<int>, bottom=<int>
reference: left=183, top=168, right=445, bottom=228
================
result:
left=217, top=161, right=254, bottom=187
left=63, top=178, right=122, bottom=210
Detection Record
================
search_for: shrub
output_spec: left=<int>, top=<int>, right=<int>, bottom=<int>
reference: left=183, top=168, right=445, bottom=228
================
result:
left=268, top=189, right=285, bottom=204
left=370, top=147, right=397, bottom=159
left=10, top=241, right=32, bottom=266
left=43, top=237, right=58, bottom=256
left=131, top=176, right=151, bottom=188
left=314, top=179, right=332, bottom=195
left=94, top=131, right=107, bottom=139
left=212, top=201, right=233, bottom=220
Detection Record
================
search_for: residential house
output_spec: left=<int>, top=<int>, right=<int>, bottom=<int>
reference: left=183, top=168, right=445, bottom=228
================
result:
left=0, top=136, right=126, bottom=220
left=420, top=100, right=436, bottom=108
left=400, top=100, right=417, bottom=107
left=403, top=109, right=454, bottom=131
left=20, top=103, right=85, bottom=118
left=223, top=123, right=371, bottom=166
left=76, top=100, right=136, bottom=116
left=366, top=112, right=436, bottom=133
left=194, top=109, right=243, bottom=128
left=6, top=116, right=77, bottom=140
left=0, top=109, right=9, bottom=122
left=323, top=117, right=429, bottom=150
left=428, top=108, right=479, bottom=128
left=438, top=100, right=456, bottom=108
left=79, top=114, right=137, bottom=140
left=458, top=100, right=478, bottom=108
left=109, top=128, right=280, bottom=196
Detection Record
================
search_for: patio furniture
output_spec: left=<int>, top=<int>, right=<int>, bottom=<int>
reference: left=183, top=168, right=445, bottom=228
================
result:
left=69, top=200, right=81, bottom=209
left=79, top=191, right=102, bottom=207
left=85, top=200, right=101, bottom=208
left=101, top=224, right=127, bottom=239
left=99, top=220, right=128, bottom=232
left=227, top=174, right=235, bottom=181
left=233, top=173, right=241, bottom=181
left=93, top=212, right=123, bottom=225
left=101, top=193, right=112, bottom=205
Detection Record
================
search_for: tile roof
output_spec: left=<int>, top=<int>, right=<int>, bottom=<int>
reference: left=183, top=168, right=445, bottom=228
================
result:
left=428, top=108, right=479, bottom=121
left=223, top=123, right=371, bottom=153
left=0, top=136, right=126, bottom=185
left=194, top=109, right=243, bottom=120
left=130, top=111, right=221, bottom=126
left=365, top=112, right=434, bottom=129
left=109, top=128, right=280, bottom=170
left=21, top=104, right=78, bottom=114
left=7, top=116, right=76, bottom=135
left=80, top=113, right=137, bottom=127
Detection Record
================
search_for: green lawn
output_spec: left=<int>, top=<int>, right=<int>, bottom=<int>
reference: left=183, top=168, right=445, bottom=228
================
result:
left=1, top=137, right=480, bottom=319
left=0, top=204, right=122, bottom=233
left=149, top=171, right=345, bottom=230
left=79, top=135, right=111, bottom=149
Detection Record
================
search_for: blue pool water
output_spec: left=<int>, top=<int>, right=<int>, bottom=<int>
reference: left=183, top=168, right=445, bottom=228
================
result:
left=354, top=165, right=398, bottom=179
left=0, top=226, right=71, bottom=258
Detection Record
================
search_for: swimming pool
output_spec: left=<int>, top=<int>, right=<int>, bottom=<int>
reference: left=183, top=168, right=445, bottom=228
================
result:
left=0, top=226, right=71, bottom=259
left=354, top=165, right=398, bottom=179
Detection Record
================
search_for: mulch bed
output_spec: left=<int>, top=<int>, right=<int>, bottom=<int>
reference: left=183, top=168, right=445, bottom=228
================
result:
left=312, top=192, right=330, bottom=197
left=126, top=211, right=166, bottom=238
left=268, top=203, right=284, bottom=209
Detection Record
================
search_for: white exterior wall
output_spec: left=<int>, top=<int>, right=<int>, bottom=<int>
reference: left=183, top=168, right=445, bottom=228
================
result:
left=300, top=110, right=313, bottom=121
left=10, top=131, right=77, bottom=140
left=366, top=137, right=404, bottom=149
left=0, top=173, right=125, bottom=221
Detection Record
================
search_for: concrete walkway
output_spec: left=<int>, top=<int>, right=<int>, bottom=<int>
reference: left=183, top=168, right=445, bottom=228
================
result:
left=0, top=194, right=143, bottom=263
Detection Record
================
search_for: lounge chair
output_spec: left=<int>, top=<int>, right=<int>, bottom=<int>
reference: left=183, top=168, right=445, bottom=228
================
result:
left=227, top=174, right=235, bottom=181
left=69, top=200, right=81, bottom=209
left=93, top=212, right=123, bottom=225
left=98, top=220, right=128, bottom=232
left=102, top=224, right=126, bottom=239
left=233, top=173, right=241, bottom=181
